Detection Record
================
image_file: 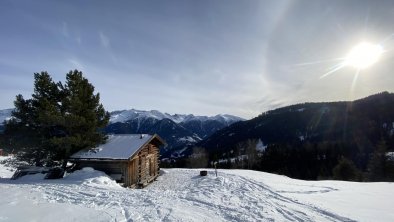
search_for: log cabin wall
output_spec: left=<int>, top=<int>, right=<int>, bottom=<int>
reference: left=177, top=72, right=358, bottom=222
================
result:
left=124, top=157, right=138, bottom=188
left=136, top=143, right=160, bottom=187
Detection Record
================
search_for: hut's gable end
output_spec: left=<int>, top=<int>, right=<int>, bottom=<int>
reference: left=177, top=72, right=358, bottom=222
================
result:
left=123, top=156, right=139, bottom=188
left=114, top=135, right=162, bottom=188
left=135, top=143, right=160, bottom=187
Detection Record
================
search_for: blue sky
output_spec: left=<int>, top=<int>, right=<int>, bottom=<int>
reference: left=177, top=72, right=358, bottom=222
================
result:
left=1, top=0, right=394, bottom=119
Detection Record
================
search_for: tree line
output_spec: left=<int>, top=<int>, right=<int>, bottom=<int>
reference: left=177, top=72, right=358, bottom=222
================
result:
left=181, top=137, right=394, bottom=182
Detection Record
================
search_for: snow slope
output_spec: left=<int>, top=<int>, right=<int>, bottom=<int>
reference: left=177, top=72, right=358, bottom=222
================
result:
left=0, top=158, right=393, bottom=221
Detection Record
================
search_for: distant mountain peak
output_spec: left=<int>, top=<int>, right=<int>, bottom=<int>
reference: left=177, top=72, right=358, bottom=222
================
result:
left=109, top=109, right=245, bottom=124
left=103, top=109, right=245, bottom=153
left=0, top=108, right=13, bottom=124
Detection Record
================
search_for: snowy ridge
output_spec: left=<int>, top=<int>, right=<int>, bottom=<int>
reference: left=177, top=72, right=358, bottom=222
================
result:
left=177, top=136, right=199, bottom=143
left=0, top=108, right=13, bottom=124
left=109, top=109, right=244, bottom=124
left=110, top=109, right=174, bottom=123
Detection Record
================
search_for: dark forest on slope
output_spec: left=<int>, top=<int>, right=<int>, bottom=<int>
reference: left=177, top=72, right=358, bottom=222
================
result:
left=179, top=92, right=394, bottom=181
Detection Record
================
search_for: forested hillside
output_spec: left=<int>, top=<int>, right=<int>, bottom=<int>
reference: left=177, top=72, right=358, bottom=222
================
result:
left=192, top=92, right=394, bottom=181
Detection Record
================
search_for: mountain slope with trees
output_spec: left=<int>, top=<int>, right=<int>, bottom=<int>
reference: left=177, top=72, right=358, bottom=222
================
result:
left=195, top=92, right=394, bottom=181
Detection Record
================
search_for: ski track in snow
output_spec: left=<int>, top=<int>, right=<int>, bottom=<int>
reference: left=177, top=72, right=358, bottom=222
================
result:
left=0, top=168, right=364, bottom=222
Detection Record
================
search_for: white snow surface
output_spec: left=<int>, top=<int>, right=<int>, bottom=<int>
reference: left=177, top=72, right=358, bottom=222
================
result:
left=109, top=109, right=244, bottom=124
left=0, top=159, right=393, bottom=221
left=256, top=139, right=267, bottom=152
left=0, top=156, right=15, bottom=178
left=387, top=152, right=394, bottom=161
left=177, top=136, right=198, bottom=143
left=70, top=134, right=153, bottom=160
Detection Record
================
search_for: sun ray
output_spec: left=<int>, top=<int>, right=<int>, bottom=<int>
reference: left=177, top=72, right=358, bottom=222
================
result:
left=293, top=58, right=345, bottom=67
left=380, top=33, right=394, bottom=45
left=298, top=35, right=388, bottom=83
left=320, top=62, right=346, bottom=79
left=350, top=69, right=361, bottom=93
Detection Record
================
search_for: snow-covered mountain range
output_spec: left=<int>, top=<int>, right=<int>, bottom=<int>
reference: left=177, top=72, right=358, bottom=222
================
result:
left=110, top=109, right=243, bottom=126
left=0, top=108, right=244, bottom=152
left=106, top=109, right=244, bottom=153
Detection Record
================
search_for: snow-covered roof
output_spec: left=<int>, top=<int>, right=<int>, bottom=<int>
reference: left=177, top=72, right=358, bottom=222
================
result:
left=70, top=134, right=164, bottom=160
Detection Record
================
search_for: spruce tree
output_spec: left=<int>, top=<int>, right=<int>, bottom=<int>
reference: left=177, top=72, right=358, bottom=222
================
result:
left=186, top=147, right=209, bottom=168
left=245, top=139, right=258, bottom=169
left=4, top=70, right=109, bottom=166
left=332, top=156, right=361, bottom=181
left=32, top=72, right=65, bottom=164
left=4, top=72, right=63, bottom=165
left=367, top=138, right=387, bottom=181
left=54, top=70, right=110, bottom=162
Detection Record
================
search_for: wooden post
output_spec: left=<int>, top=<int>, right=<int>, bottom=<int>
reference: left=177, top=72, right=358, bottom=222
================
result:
left=214, top=162, right=218, bottom=177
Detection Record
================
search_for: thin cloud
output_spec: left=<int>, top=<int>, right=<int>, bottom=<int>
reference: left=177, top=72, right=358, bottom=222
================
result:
left=68, top=59, right=84, bottom=70
left=62, top=22, right=69, bottom=38
left=99, top=31, right=110, bottom=48
left=76, top=36, right=82, bottom=44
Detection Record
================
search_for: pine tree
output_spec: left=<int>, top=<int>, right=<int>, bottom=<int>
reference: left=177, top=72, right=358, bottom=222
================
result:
left=186, top=147, right=209, bottom=168
left=367, top=138, right=387, bottom=181
left=4, top=70, right=109, bottom=166
left=332, top=156, right=361, bottom=181
left=4, top=72, right=63, bottom=165
left=245, top=139, right=258, bottom=169
left=32, top=72, right=65, bottom=164
left=53, top=70, right=110, bottom=163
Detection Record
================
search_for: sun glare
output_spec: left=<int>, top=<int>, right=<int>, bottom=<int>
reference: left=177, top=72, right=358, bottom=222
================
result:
left=344, top=42, right=383, bottom=69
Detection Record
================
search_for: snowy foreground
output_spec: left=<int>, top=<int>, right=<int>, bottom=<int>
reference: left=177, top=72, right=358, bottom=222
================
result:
left=0, top=157, right=393, bottom=222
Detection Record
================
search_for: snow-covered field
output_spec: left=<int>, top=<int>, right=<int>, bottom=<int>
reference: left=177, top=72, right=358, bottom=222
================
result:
left=0, top=157, right=393, bottom=222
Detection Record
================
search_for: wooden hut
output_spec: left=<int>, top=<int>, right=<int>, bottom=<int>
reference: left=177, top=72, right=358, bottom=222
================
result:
left=69, top=134, right=165, bottom=188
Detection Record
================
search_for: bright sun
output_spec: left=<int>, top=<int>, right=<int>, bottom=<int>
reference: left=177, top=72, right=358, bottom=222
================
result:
left=344, top=42, right=383, bottom=69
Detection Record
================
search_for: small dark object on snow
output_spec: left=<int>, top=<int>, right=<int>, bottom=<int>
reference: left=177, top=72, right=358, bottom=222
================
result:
left=11, top=166, right=50, bottom=180
left=45, top=167, right=65, bottom=179
left=65, top=162, right=77, bottom=173
left=200, top=170, right=208, bottom=176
